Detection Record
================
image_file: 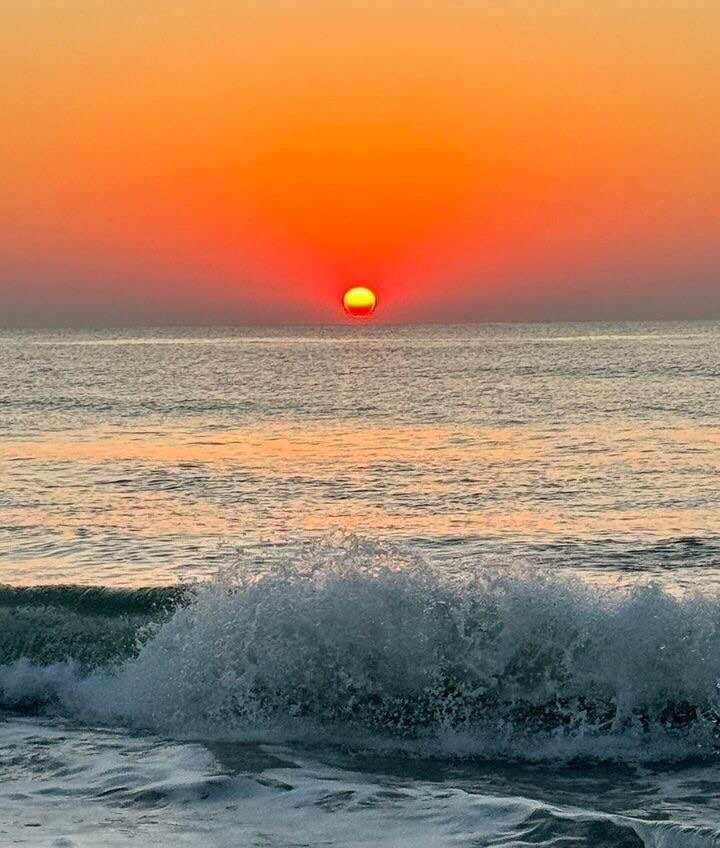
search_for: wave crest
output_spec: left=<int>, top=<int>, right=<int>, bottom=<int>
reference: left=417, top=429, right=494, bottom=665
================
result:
left=2, top=538, right=720, bottom=759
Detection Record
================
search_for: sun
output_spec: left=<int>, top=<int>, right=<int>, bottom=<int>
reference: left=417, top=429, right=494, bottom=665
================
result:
left=342, top=286, right=377, bottom=318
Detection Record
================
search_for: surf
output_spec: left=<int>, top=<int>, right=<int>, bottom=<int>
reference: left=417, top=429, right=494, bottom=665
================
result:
left=2, top=538, right=719, bottom=761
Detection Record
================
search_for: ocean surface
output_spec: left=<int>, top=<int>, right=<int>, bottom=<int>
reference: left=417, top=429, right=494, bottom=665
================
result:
left=1, top=321, right=720, bottom=846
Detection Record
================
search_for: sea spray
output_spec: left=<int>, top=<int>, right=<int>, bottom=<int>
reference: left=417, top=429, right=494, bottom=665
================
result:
left=2, top=537, right=720, bottom=759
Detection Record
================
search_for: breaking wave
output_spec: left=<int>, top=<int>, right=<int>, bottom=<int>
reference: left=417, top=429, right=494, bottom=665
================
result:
left=2, top=538, right=720, bottom=761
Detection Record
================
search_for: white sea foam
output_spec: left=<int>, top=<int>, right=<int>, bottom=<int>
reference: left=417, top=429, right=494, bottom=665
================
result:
left=2, top=716, right=719, bottom=847
left=3, top=539, right=718, bottom=762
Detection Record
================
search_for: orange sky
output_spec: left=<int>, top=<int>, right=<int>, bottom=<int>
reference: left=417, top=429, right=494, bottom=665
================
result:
left=1, top=1, right=719, bottom=325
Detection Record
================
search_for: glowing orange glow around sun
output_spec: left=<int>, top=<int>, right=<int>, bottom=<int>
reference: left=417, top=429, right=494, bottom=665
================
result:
left=2, top=3, right=720, bottom=325
left=343, top=286, right=377, bottom=318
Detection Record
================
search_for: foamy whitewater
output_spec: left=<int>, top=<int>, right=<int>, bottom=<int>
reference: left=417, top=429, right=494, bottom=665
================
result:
left=2, top=323, right=720, bottom=845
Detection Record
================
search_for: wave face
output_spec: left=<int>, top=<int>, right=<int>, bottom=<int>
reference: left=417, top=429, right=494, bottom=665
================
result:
left=2, top=540, right=720, bottom=760
left=0, top=584, right=183, bottom=671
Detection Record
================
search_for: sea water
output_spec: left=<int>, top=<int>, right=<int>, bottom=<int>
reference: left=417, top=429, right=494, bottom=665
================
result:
left=1, top=322, right=719, bottom=846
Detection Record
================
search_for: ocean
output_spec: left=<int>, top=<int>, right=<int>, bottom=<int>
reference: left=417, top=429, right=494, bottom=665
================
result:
left=1, top=322, right=719, bottom=846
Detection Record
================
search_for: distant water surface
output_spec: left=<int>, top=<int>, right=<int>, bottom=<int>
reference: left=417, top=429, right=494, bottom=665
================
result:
left=1, top=321, right=719, bottom=588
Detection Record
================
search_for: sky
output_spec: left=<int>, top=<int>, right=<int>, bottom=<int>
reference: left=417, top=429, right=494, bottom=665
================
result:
left=1, top=1, right=719, bottom=326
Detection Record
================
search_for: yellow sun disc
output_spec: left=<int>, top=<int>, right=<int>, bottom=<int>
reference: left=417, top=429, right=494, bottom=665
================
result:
left=342, top=286, right=377, bottom=318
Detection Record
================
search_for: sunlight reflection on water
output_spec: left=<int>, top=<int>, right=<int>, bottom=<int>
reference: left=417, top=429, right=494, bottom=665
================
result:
left=2, top=321, right=719, bottom=589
